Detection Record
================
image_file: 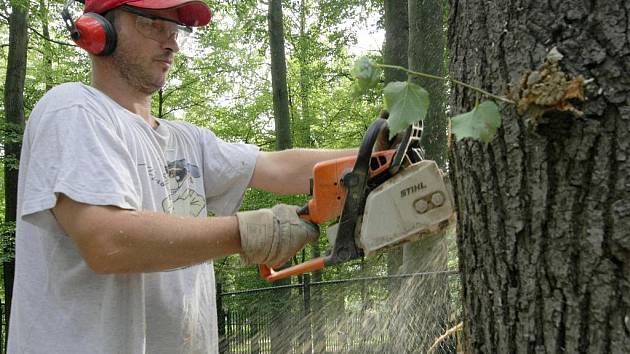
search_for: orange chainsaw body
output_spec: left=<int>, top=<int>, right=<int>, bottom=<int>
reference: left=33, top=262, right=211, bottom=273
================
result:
left=304, top=149, right=396, bottom=224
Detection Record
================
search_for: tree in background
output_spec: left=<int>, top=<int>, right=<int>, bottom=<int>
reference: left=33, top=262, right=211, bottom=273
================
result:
left=268, top=0, right=292, bottom=151
left=449, top=0, right=630, bottom=352
left=267, top=1, right=294, bottom=351
left=380, top=0, right=453, bottom=351
left=382, top=0, right=408, bottom=278
left=404, top=0, right=452, bottom=347
left=2, top=0, right=28, bottom=332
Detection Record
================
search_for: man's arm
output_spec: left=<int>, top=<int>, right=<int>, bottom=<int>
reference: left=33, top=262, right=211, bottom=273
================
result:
left=249, top=148, right=357, bottom=194
left=53, top=194, right=241, bottom=274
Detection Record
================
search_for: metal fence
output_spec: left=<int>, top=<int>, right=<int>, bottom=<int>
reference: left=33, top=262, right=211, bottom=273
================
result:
left=217, top=271, right=461, bottom=354
left=0, top=302, right=6, bottom=354
left=0, top=272, right=460, bottom=354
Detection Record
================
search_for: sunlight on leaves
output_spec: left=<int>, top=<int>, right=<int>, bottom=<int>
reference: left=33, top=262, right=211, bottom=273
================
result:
left=383, top=81, right=429, bottom=139
left=451, top=101, right=502, bottom=143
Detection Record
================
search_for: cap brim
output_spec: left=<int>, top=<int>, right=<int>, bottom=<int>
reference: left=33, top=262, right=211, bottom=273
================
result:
left=125, top=0, right=211, bottom=27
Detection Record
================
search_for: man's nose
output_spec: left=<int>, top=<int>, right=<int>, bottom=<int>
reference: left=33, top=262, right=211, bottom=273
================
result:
left=162, top=33, right=179, bottom=53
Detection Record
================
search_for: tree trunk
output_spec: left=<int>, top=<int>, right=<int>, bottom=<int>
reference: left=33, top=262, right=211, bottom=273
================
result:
left=405, top=0, right=449, bottom=270
left=403, top=1, right=451, bottom=351
left=449, top=1, right=630, bottom=353
left=268, top=0, right=292, bottom=151
left=409, top=0, right=448, bottom=167
left=383, top=0, right=409, bottom=84
left=158, top=89, right=164, bottom=118
left=295, top=0, right=312, bottom=148
left=3, top=0, right=29, bottom=330
left=38, top=0, right=53, bottom=91
left=267, top=2, right=293, bottom=352
left=383, top=0, right=408, bottom=277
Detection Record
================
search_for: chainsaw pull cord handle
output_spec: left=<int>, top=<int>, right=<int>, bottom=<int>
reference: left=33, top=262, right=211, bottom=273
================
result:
left=259, top=118, right=388, bottom=282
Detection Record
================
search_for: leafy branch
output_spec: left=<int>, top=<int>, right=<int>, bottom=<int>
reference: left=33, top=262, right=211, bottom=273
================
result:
left=351, top=56, right=515, bottom=143
left=376, top=63, right=515, bottom=105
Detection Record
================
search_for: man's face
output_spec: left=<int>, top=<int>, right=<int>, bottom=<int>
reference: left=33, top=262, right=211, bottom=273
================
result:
left=111, top=8, right=182, bottom=94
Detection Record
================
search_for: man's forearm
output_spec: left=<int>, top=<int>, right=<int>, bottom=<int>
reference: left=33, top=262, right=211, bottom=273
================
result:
left=53, top=195, right=241, bottom=274
left=251, top=148, right=357, bottom=195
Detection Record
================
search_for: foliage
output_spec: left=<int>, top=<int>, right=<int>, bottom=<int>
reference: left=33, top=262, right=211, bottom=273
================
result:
left=351, top=55, right=381, bottom=94
left=0, top=221, right=15, bottom=262
left=350, top=55, right=511, bottom=143
left=451, top=101, right=501, bottom=143
left=383, top=81, right=429, bottom=139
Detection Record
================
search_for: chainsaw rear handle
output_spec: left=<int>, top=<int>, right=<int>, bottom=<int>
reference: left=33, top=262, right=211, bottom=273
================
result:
left=258, top=212, right=322, bottom=281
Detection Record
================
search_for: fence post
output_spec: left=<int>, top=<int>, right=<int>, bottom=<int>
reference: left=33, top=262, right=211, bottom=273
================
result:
left=302, top=274, right=313, bottom=354
left=216, top=282, right=227, bottom=354
left=251, top=316, right=260, bottom=354
left=1, top=301, right=4, bottom=354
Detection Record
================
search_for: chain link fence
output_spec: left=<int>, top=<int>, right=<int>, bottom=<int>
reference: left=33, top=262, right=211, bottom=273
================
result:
left=0, top=273, right=460, bottom=354
left=218, top=271, right=461, bottom=354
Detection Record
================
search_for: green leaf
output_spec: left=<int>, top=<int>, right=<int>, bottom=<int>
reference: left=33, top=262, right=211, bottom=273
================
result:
left=351, top=56, right=381, bottom=95
left=383, top=81, right=430, bottom=139
left=451, top=101, right=502, bottom=143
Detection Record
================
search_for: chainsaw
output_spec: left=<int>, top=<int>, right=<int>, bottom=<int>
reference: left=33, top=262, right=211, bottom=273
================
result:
left=259, top=117, right=455, bottom=281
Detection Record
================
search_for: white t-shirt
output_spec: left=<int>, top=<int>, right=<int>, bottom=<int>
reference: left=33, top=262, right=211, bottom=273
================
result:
left=8, top=83, right=259, bottom=354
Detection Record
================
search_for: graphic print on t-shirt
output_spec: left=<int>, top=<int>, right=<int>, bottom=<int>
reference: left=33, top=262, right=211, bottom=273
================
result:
left=162, top=159, right=205, bottom=216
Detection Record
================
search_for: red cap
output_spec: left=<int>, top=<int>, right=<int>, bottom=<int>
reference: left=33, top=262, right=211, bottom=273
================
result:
left=84, top=0, right=212, bottom=27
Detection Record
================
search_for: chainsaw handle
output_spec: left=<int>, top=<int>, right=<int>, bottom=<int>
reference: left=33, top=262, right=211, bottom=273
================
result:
left=260, top=118, right=389, bottom=281
left=259, top=257, right=326, bottom=282
left=296, top=205, right=314, bottom=223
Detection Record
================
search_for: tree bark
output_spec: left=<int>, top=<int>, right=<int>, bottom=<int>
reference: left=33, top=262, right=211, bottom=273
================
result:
left=383, top=0, right=409, bottom=84
left=383, top=0, right=409, bottom=277
left=3, top=0, right=29, bottom=330
left=449, top=1, right=630, bottom=353
left=409, top=0, right=448, bottom=167
left=268, top=0, right=293, bottom=151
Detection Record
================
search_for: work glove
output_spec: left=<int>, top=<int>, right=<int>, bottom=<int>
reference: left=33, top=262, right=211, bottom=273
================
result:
left=236, top=204, right=319, bottom=267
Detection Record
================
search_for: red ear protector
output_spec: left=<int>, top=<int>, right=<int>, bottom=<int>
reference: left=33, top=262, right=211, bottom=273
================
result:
left=61, top=0, right=117, bottom=56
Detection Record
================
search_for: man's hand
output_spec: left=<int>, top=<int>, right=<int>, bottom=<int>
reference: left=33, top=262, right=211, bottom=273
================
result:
left=237, top=204, right=319, bottom=267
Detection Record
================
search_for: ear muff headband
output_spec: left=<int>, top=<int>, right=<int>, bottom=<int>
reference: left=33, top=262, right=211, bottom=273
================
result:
left=61, top=0, right=117, bottom=56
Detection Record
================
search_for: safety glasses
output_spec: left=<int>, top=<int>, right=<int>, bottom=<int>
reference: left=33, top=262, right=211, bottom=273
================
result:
left=119, top=5, right=193, bottom=49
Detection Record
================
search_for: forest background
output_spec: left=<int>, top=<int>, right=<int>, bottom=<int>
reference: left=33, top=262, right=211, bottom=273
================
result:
left=0, top=0, right=458, bottom=317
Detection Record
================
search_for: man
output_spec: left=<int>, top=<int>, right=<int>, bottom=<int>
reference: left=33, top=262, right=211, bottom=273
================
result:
left=8, top=0, right=355, bottom=353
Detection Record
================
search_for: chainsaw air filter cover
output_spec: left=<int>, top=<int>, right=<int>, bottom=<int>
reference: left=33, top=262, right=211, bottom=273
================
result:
left=357, top=160, right=454, bottom=256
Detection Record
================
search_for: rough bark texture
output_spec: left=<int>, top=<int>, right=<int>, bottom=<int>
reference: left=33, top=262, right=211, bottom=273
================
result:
left=448, top=1, right=630, bottom=353
left=268, top=0, right=292, bottom=150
